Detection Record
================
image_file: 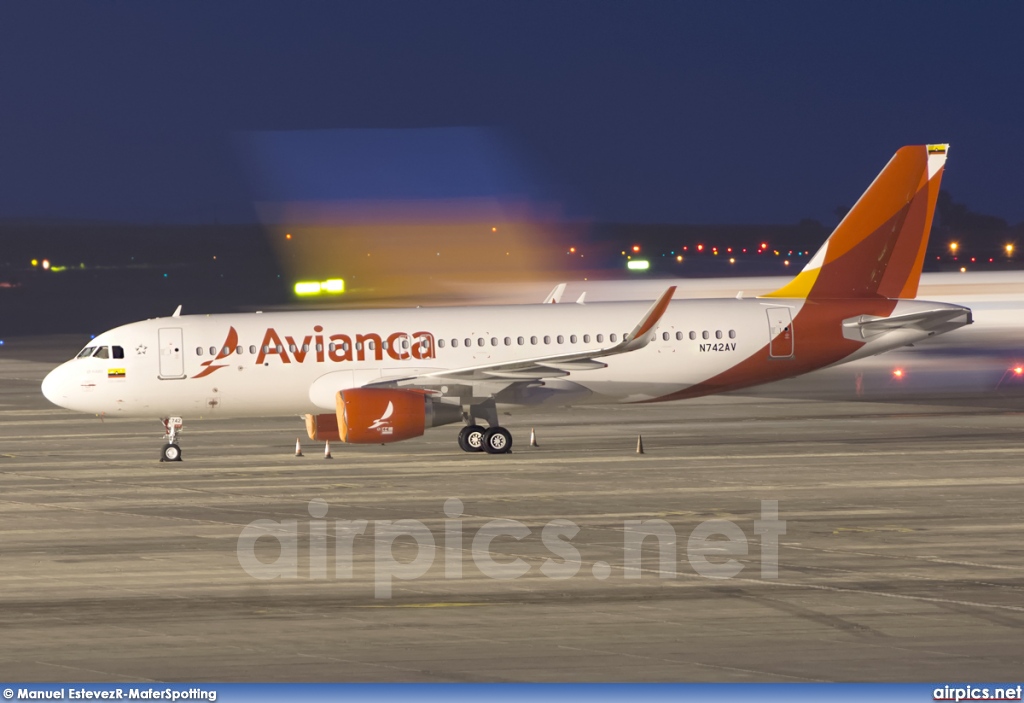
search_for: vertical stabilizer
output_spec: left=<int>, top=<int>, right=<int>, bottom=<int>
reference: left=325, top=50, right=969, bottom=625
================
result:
left=764, top=144, right=947, bottom=300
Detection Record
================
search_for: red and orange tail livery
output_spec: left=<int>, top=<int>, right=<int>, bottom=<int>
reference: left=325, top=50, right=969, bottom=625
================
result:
left=764, top=144, right=948, bottom=301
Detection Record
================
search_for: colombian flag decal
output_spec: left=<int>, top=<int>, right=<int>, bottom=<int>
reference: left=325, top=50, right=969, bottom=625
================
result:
left=108, top=368, right=126, bottom=379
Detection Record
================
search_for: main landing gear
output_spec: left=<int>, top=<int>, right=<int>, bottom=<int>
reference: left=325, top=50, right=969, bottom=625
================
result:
left=457, top=400, right=512, bottom=454
left=457, top=424, right=513, bottom=454
left=160, top=416, right=184, bottom=462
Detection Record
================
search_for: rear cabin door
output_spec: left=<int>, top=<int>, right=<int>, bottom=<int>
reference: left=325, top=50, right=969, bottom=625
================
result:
left=158, top=327, right=186, bottom=379
left=766, top=308, right=795, bottom=358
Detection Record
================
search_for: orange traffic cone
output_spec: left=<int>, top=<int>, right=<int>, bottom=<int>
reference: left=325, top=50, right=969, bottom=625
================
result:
left=529, top=428, right=539, bottom=447
left=636, top=434, right=645, bottom=454
left=324, top=440, right=333, bottom=459
left=295, top=438, right=304, bottom=457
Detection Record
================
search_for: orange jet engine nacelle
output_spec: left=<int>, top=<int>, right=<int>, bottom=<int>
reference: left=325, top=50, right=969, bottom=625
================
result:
left=313, top=387, right=464, bottom=444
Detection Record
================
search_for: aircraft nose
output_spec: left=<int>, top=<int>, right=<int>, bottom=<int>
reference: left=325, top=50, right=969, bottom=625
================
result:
left=41, top=363, right=70, bottom=406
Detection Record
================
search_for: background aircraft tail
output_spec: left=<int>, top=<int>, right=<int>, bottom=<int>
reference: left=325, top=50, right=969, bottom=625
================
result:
left=764, top=144, right=948, bottom=300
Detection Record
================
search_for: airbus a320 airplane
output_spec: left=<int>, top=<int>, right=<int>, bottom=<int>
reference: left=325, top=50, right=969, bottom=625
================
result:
left=42, top=144, right=971, bottom=460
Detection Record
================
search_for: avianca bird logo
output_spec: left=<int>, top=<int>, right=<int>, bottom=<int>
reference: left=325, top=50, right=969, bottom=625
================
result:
left=369, top=401, right=394, bottom=435
left=192, top=327, right=238, bottom=379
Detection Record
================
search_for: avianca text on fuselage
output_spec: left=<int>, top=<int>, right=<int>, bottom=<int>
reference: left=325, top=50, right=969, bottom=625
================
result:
left=254, top=326, right=436, bottom=365
left=191, top=326, right=436, bottom=379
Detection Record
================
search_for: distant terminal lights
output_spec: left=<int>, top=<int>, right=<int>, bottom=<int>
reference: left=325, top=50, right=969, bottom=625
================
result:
left=294, top=279, right=345, bottom=296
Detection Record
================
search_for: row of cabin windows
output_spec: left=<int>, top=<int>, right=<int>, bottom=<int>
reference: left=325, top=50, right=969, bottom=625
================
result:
left=687, top=330, right=737, bottom=340
left=438, top=333, right=626, bottom=348
left=435, top=330, right=737, bottom=347
left=193, top=330, right=738, bottom=357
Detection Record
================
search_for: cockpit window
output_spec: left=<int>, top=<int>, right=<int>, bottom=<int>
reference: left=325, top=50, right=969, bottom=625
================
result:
left=76, top=346, right=97, bottom=358
left=92, top=346, right=110, bottom=359
left=112, top=345, right=124, bottom=359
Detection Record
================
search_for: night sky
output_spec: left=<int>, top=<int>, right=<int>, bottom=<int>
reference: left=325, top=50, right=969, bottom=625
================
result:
left=2, top=2, right=1022, bottom=226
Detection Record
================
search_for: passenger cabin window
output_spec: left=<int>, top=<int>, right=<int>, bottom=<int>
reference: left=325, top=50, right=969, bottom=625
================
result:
left=676, top=332, right=684, bottom=341
left=570, top=334, right=577, bottom=344
left=729, top=330, right=736, bottom=339
left=517, top=336, right=525, bottom=345
left=196, top=347, right=204, bottom=356
left=596, top=334, right=604, bottom=343
left=530, top=336, right=538, bottom=345
left=662, top=332, right=670, bottom=341
left=438, top=339, right=446, bottom=348
left=702, top=331, right=710, bottom=340
left=583, top=334, right=591, bottom=343
left=609, top=334, right=617, bottom=343
left=557, top=335, right=564, bottom=344
left=249, top=345, right=257, bottom=354
left=689, top=331, right=696, bottom=340
left=543, top=335, right=551, bottom=344
left=716, top=330, right=723, bottom=340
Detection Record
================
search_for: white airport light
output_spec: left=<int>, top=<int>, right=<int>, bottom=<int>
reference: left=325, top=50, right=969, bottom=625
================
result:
left=627, top=260, right=650, bottom=271
left=294, top=279, right=346, bottom=296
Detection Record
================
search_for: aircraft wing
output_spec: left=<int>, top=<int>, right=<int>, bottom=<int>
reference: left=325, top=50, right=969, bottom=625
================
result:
left=373, top=286, right=676, bottom=385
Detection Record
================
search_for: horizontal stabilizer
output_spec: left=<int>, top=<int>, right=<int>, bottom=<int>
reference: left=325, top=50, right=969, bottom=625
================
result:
left=842, top=305, right=972, bottom=341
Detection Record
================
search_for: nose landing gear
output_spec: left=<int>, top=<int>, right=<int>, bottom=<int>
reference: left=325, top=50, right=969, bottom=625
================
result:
left=160, top=416, right=184, bottom=462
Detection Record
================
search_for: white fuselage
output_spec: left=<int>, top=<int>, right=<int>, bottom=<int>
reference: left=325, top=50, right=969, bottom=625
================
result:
left=41, top=295, right=966, bottom=419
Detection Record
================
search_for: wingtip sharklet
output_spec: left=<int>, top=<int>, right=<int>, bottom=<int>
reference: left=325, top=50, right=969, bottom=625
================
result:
left=626, top=286, right=676, bottom=345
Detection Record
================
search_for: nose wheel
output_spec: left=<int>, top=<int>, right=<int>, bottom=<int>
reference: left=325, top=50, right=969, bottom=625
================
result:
left=161, top=443, right=182, bottom=462
left=160, top=416, right=184, bottom=462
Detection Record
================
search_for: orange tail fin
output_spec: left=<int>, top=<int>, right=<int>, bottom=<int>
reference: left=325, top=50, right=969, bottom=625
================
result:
left=764, top=144, right=947, bottom=300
